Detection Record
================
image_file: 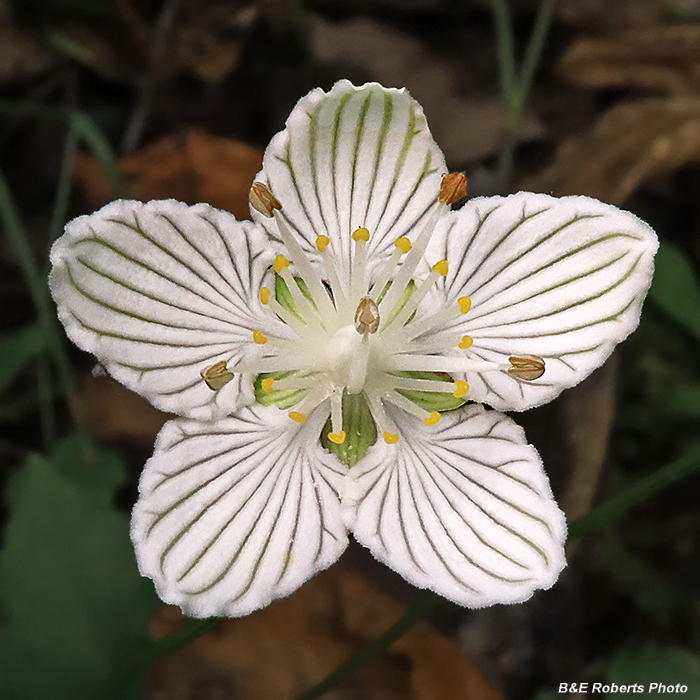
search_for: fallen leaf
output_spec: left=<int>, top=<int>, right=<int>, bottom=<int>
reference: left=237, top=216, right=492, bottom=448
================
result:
left=79, top=375, right=169, bottom=445
left=559, top=25, right=700, bottom=96
left=522, top=97, right=700, bottom=203
left=74, top=128, right=263, bottom=218
left=311, top=15, right=542, bottom=164
left=150, top=563, right=506, bottom=700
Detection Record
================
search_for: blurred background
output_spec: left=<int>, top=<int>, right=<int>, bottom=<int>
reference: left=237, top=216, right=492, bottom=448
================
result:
left=2, top=0, right=700, bottom=698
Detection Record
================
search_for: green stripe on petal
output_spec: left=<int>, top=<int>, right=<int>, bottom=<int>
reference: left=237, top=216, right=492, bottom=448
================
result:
left=253, top=80, right=447, bottom=289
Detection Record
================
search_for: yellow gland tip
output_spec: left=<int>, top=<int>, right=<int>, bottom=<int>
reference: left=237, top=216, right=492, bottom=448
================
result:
left=458, top=335, right=473, bottom=349
left=327, top=431, right=346, bottom=445
left=261, top=378, right=274, bottom=394
left=289, top=411, right=306, bottom=423
left=453, top=380, right=470, bottom=398
left=316, top=235, right=330, bottom=252
left=424, top=411, right=441, bottom=426
left=394, top=236, right=411, bottom=254
left=273, top=255, right=290, bottom=273
left=384, top=431, right=400, bottom=444
left=253, top=330, right=267, bottom=345
left=352, top=227, right=370, bottom=242
left=432, top=260, right=449, bottom=277
left=458, top=296, right=472, bottom=314
left=260, top=287, right=270, bottom=304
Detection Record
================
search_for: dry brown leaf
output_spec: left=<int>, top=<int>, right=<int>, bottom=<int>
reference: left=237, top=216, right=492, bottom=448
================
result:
left=522, top=97, right=700, bottom=203
left=74, top=128, right=263, bottom=218
left=150, top=563, right=505, bottom=700
left=79, top=375, right=169, bottom=445
left=311, top=16, right=542, bottom=164
left=559, top=25, right=700, bottom=96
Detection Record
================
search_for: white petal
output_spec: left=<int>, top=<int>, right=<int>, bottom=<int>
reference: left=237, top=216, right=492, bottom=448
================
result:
left=422, top=193, right=658, bottom=410
left=131, top=405, right=348, bottom=617
left=50, top=200, right=289, bottom=420
left=344, top=406, right=566, bottom=608
left=253, top=80, right=447, bottom=286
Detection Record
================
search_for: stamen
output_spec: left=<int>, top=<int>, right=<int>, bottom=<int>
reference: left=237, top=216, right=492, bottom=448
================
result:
left=385, top=388, right=434, bottom=421
left=274, top=255, right=289, bottom=273
left=383, top=259, right=448, bottom=332
left=273, top=212, right=336, bottom=320
left=368, top=238, right=408, bottom=301
left=394, top=237, right=411, bottom=254
left=439, top=172, right=467, bottom=205
left=391, top=376, right=461, bottom=393
left=330, top=390, right=343, bottom=434
left=289, top=411, right=306, bottom=423
left=424, top=411, right=441, bottom=426
left=249, top=182, right=282, bottom=217
left=431, top=260, right=449, bottom=277
left=366, top=391, right=399, bottom=444
left=401, top=297, right=471, bottom=342
left=453, top=380, right=470, bottom=398
left=286, top=388, right=329, bottom=423
left=200, top=361, right=234, bottom=390
left=378, top=204, right=445, bottom=324
left=350, top=227, right=369, bottom=302
left=277, top=265, right=323, bottom=327
left=261, top=378, right=275, bottom=394
left=328, top=431, right=346, bottom=444
left=390, top=355, right=504, bottom=373
left=458, top=335, right=473, bottom=349
left=354, top=297, right=380, bottom=335
left=317, top=237, right=347, bottom=311
left=253, top=330, right=267, bottom=345
left=260, top=287, right=271, bottom=304
left=508, top=355, right=545, bottom=380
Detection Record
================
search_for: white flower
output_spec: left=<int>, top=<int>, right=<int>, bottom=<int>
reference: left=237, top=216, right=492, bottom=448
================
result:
left=49, top=81, right=657, bottom=618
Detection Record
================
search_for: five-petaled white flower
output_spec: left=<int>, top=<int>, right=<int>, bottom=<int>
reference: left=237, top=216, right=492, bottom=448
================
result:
left=49, top=81, right=657, bottom=617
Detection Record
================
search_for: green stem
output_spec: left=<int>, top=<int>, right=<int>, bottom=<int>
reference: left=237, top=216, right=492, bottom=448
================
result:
left=513, top=0, right=557, bottom=118
left=295, top=592, right=441, bottom=700
left=491, top=0, right=559, bottom=193
left=0, top=167, right=91, bottom=456
left=491, top=0, right=517, bottom=117
left=48, top=121, right=79, bottom=250
left=568, top=446, right=700, bottom=538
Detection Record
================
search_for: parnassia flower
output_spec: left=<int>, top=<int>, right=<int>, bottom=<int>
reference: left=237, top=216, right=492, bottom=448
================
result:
left=49, top=80, right=657, bottom=617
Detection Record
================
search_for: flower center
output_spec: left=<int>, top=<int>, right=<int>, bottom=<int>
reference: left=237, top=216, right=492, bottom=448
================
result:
left=202, top=177, right=544, bottom=461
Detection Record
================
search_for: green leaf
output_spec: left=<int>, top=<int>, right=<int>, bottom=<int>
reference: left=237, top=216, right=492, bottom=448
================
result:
left=321, top=393, right=377, bottom=467
left=608, top=645, right=700, bottom=698
left=649, top=241, right=700, bottom=343
left=0, top=324, right=48, bottom=394
left=665, top=383, right=700, bottom=418
left=0, top=437, right=157, bottom=700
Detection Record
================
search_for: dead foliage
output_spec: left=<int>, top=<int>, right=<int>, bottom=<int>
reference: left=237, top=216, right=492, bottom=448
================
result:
left=523, top=97, right=700, bottom=203
left=559, top=24, right=700, bottom=96
left=74, top=128, right=263, bottom=218
left=150, top=564, right=506, bottom=700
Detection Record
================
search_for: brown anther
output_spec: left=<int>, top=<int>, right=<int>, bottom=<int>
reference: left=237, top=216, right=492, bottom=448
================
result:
left=508, top=355, right=545, bottom=381
left=439, top=172, right=467, bottom=205
left=201, top=361, right=235, bottom=390
left=249, top=182, right=282, bottom=218
left=354, top=296, right=380, bottom=335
